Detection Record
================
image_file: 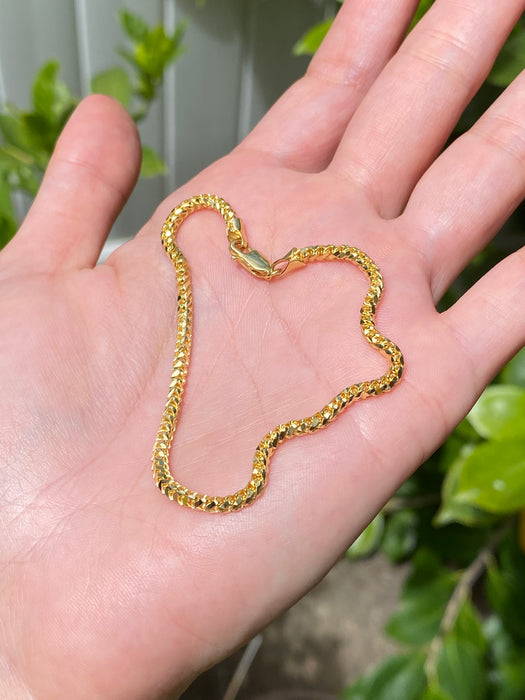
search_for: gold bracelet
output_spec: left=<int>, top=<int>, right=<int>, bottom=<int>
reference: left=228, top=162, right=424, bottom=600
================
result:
left=152, top=194, right=404, bottom=513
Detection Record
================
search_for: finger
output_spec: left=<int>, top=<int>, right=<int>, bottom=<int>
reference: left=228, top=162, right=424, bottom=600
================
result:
left=240, top=0, right=420, bottom=172
left=443, top=247, right=525, bottom=391
left=3, top=95, right=141, bottom=274
left=330, top=0, right=524, bottom=217
left=402, top=70, right=525, bottom=301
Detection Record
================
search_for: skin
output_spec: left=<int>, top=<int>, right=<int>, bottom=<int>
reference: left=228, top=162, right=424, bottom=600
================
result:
left=2, top=0, right=525, bottom=696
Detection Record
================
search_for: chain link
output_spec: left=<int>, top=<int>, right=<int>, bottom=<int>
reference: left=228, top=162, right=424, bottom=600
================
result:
left=152, top=194, right=404, bottom=513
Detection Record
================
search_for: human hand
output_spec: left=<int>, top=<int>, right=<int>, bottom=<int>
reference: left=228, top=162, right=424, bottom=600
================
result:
left=2, top=1, right=525, bottom=697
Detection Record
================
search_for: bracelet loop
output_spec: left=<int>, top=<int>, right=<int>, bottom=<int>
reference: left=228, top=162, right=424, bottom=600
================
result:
left=152, top=194, right=404, bottom=513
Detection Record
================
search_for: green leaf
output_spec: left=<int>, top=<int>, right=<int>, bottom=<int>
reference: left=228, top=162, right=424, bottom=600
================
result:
left=0, top=175, right=17, bottom=247
left=436, top=449, right=498, bottom=527
left=0, top=173, right=15, bottom=217
left=0, top=214, right=17, bottom=248
left=140, top=145, right=166, bottom=178
left=19, top=113, right=58, bottom=161
left=386, top=562, right=457, bottom=646
left=293, top=18, right=334, bottom=57
left=453, top=417, right=481, bottom=443
left=32, top=61, right=76, bottom=126
left=342, top=652, right=426, bottom=700
left=493, top=656, right=525, bottom=700
left=343, top=674, right=370, bottom=700
left=0, top=144, right=33, bottom=167
left=0, top=110, right=37, bottom=155
left=134, top=24, right=185, bottom=82
left=381, top=510, right=418, bottom=562
left=91, top=68, right=132, bottom=109
left=486, top=536, right=525, bottom=643
left=502, top=347, right=525, bottom=388
left=451, top=439, right=525, bottom=514
left=435, top=636, right=488, bottom=700
left=489, top=24, right=525, bottom=87
left=421, top=686, right=454, bottom=700
left=116, top=10, right=185, bottom=113
left=0, top=104, right=53, bottom=165
left=453, top=599, right=487, bottom=653
left=347, top=513, right=384, bottom=559
left=0, top=145, right=40, bottom=195
left=119, top=9, right=149, bottom=42
left=468, top=386, right=525, bottom=440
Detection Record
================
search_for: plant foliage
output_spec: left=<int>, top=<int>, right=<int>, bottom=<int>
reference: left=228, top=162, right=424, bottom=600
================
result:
left=0, top=8, right=185, bottom=248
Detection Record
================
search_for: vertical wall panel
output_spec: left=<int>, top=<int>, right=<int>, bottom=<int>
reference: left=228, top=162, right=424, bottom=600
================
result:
left=241, top=0, right=326, bottom=137
left=0, top=0, right=80, bottom=108
left=171, top=0, right=244, bottom=187
left=236, top=0, right=257, bottom=143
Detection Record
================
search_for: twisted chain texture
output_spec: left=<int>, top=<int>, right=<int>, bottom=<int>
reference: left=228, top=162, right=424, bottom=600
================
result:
left=153, top=194, right=404, bottom=513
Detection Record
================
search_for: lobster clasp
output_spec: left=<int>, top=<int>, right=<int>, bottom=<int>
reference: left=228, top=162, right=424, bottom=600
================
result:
left=230, top=241, right=278, bottom=279
left=230, top=240, right=303, bottom=280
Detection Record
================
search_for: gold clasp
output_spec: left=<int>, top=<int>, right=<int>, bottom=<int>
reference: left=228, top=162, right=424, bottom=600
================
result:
left=230, top=242, right=302, bottom=280
left=228, top=215, right=304, bottom=279
left=230, top=241, right=276, bottom=278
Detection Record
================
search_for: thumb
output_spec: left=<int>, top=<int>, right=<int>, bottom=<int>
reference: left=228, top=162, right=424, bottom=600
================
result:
left=3, top=95, right=141, bottom=274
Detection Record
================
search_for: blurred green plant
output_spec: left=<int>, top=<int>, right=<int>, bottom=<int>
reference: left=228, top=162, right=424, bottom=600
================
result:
left=0, top=8, right=185, bottom=248
left=294, top=3, right=525, bottom=700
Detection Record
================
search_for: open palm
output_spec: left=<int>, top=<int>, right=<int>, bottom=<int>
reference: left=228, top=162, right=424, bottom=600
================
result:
left=2, top=1, right=525, bottom=697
